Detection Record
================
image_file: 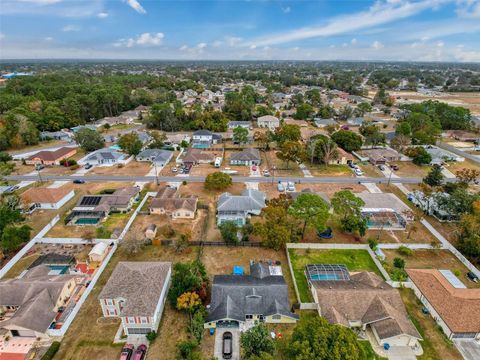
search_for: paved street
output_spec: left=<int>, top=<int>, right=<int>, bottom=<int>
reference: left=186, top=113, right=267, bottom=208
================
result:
left=5, top=174, right=433, bottom=184
left=454, top=340, right=480, bottom=360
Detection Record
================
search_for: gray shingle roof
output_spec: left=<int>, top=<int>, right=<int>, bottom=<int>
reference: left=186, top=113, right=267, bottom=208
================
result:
left=230, top=148, right=261, bottom=162
left=98, top=262, right=171, bottom=317
left=207, top=263, right=298, bottom=323
left=137, top=149, right=173, bottom=163
left=217, top=189, right=266, bottom=212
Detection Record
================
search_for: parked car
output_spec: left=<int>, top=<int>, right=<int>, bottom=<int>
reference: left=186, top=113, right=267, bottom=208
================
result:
left=377, top=164, right=385, bottom=171
left=4, top=185, right=19, bottom=194
left=354, top=168, right=363, bottom=176
left=84, top=163, right=92, bottom=169
left=390, top=164, right=399, bottom=171
left=251, top=165, right=257, bottom=171
left=263, top=169, right=270, bottom=177
left=347, top=161, right=356, bottom=169
left=35, top=164, right=45, bottom=171
left=120, top=344, right=134, bottom=360
left=222, top=332, right=233, bottom=359
left=277, top=182, right=285, bottom=192
left=172, top=167, right=177, bottom=173
left=73, top=179, right=85, bottom=184
left=467, top=271, right=479, bottom=283
left=133, top=344, right=147, bottom=360
left=286, top=181, right=296, bottom=192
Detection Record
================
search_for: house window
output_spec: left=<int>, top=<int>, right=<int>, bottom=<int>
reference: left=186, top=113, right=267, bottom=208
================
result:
left=108, top=309, right=116, bottom=316
left=127, top=317, right=135, bottom=324
left=272, top=315, right=281, bottom=320
left=140, top=317, right=148, bottom=324
left=106, top=299, right=113, bottom=306
left=259, top=315, right=265, bottom=321
left=245, top=315, right=253, bottom=320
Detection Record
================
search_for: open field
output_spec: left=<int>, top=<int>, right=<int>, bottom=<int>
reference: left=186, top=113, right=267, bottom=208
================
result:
left=7, top=139, right=70, bottom=155
left=261, top=150, right=303, bottom=176
left=89, top=161, right=151, bottom=176
left=444, top=158, right=480, bottom=173
left=288, top=248, right=383, bottom=302
left=258, top=182, right=367, bottom=200
left=306, top=164, right=353, bottom=177
left=388, top=161, right=431, bottom=178
left=399, top=288, right=463, bottom=360
left=383, top=249, right=480, bottom=289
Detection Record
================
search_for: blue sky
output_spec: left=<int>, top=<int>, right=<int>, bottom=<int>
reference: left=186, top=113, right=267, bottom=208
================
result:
left=1, top=0, right=479, bottom=61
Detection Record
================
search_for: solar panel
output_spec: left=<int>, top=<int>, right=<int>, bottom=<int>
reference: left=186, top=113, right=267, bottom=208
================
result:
left=439, top=270, right=466, bottom=289
left=79, top=196, right=102, bottom=206
left=305, top=264, right=350, bottom=281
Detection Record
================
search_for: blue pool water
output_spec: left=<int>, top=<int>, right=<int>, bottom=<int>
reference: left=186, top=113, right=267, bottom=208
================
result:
left=75, top=218, right=99, bottom=225
left=309, top=274, right=341, bottom=281
left=48, top=265, right=69, bottom=274
left=109, top=144, right=121, bottom=150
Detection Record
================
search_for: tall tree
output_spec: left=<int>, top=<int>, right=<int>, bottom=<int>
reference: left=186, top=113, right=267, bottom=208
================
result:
left=276, top=141, right=304, bottom=169
left=233, top=126, right=249, bottom=145
left=289, top=193, right=330, bottom=240
left=73, top=128, right=105, bottom=152
left=118, top=133, right=143, bottom=156
left=331, top=190, right=368, bottom=236
left=240, top=324, right=275, bottom=359
left=423, top=165, right=444, bottom=187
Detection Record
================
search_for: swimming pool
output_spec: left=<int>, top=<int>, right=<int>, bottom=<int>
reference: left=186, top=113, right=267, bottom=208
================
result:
left=109, top=144, right=121, bottom=150
left=48, top=265, right=70, bottom=274
left=75, top=218, right=99, bottom=225
left=309, top=273, right=341, bottom=281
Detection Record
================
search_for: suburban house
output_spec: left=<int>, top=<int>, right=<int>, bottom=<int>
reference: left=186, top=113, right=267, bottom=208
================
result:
left=192, top=129, right=222, bottom=148
left=165, top=133, right=191, bottom=147
left=347, top=117, right=368, bottom=127
left=308, top=266, right=422, bottom=350
left=217, top=189, right=266, bottom=225
left=80, top=148, right=128, bottom=166
left=422, top=145, right=465, bottom=165
left=257, top=115, right=280, bottom=129
left=331, top=147, right=354, bottom=165
left=25, top=147, right=77, bottom=166
left=98, top=262, right=172, bottom=336
left=0, top=265, right=83, bottom=339
left=136, top=149, right=173, bottom=166
left=314, top=118, right=337, bottom=128
left=204, top=261, right=299, bottom=330
left=408, top=190, right=457, bottom=222
left=407, top=269, right=480, bottom=340
left=230, top=148, right=261, bottom=166
left=65, top=187, right=140, bottom=225
left=71, top=124, right=100, bottom=133
left=149, top=186, right=198, bottom=219
left=356, top=148, right=402, bottom=165
left=181, top=148, right=223, bottom=166
left=356, top=192, right=413, bottom=230
left=20, top=187, right=75, bottom=212
left=88, top=242, right=109, bottom=263
left=39, top=130, right=73, bottom=141
left=228, top=121, right=251, bottom=129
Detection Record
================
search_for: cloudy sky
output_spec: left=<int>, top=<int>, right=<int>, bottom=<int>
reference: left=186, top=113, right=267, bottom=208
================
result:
left=0, top=0, right=479, bottom=61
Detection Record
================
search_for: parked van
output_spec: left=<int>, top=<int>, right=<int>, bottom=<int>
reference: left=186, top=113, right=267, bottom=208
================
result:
left=214, top=157, right=222, bottom=168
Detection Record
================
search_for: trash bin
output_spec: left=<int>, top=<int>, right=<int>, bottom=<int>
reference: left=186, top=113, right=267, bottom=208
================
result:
left=209, top=328, right=215, bottom=336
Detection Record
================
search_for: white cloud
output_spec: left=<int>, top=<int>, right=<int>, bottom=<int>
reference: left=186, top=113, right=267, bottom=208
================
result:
left=17, top=0, right=63, bottom=4
left=179, top=45, right=188, bottom=51
left=44, top=36, right=53, bottom=41
left=371, top=40, right=384, bottom=49
left=197, top=42, right=207, bottom=49
left=97, top=12, right=108, bottom=19
left=281, top=6, right=291, bottom=14
left=437, top=40, right=444, bottom=47
left=62, top=24, right=80, bottom=32
left=247, top=0, right=452, bottom=46
left=225, top=36, right=242, bottom=47
left=250, top=44, right=257, bottom=49
left=125, top=0, right=146, bottom=14
left=114, top=32, right=164, bottom=48
left=342, top=42, right=348, bottom=47
left=456, top=0, right=480, bottom=18
left=0, top=33, right=5, bottom=40
left=351, top=38, right=357, bottom=44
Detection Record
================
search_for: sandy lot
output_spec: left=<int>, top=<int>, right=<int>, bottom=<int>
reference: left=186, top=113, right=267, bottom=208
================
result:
left=89, top=161, right=152, bottom=176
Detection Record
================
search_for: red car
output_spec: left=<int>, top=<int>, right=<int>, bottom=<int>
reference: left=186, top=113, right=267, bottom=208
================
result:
left=120, top=344, right=134, bottom=360
left=133, top=344, right=147, bottom=360
left=252, top=165, right=257, bottom=171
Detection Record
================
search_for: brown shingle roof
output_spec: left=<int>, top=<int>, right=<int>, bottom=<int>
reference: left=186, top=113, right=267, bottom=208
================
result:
left=312, top=272, right=421, bottom=340
left=27, top=147, right=76, bottom=161
left=406, top=269, right=480, bottom=334
left=21, top=187, right=72, bottom=204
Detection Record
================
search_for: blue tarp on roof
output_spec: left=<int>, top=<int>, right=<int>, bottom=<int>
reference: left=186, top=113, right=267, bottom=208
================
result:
left=233, top=266, right=244, bottom=275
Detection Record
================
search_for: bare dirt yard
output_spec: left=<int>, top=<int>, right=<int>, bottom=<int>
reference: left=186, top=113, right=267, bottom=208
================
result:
left=89, top=161, right=152, bottom=176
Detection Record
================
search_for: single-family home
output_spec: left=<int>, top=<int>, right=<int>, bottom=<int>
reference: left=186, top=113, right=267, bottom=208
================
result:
left=228, top=121, right=251, bottom=129
left=71, top=124, right=100, bottom=133
left=407, top=269, right=480, bottom=340
left=98, top=262, right=172, bottom=336
left=0, top=265, right=83, bottom=339
left=165, top=133, right=191, bottom=147
left=65, top=187, right=140, bottom=225
left=39, top=130, right=73, bottom=142
left=149, top=186, right=198, bottom=219
left=347, top=117, right=367, bottom=127
left=81, top=148, right=128, bottom=166
left=257, top=115, right=280, bottom=130
left=356, top=148, right=402, bottom=165
left=356, top=192, right=413, bottom=230
left=192, top=130, right=222, bottom=148
left=314, top=118, right=337, bottom=128
left=422, top=145, right=465, bottom=165
left=136, top=149, right=173, bottom=166
left=181, top=148, right=223, bottom=166
left=331, top=147, right=354, bottom=165
left=230, top=148, right=261, bottom=166
left=26, top=147, right=77, bottom=166
left=204, top=261, right=299, bottom=330
left=88, top=242, right=109, bottom=263
left=308, top=267, right=422, bottom=350
left=20, top=187, right=75, bottom=212
left=217, top=189, right=266, bottom=225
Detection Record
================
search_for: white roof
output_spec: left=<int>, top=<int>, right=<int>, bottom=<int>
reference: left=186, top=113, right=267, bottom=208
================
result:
left=89, top=242, right=108, bottom=256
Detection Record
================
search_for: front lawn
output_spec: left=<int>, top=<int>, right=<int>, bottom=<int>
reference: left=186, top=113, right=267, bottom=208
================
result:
left=288, top=248, right=383, bottom=302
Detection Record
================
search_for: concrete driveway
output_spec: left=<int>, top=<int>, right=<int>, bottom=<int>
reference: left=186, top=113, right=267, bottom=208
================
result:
left=454, top=340, right=480, bottom=360
left=214, top=328, right=240, bottom=360
left=385, top=346, right=416, bottom=360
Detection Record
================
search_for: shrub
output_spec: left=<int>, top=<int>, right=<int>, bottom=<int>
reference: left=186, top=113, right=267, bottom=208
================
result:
left=41, top=341, right=61, bottom=360
left=453, top=269, right=461, bottom=277
left=368, top=237, right=378, bottom=251
left=177, top=340, right=198, bottom=359
left=182, top=180, right=187, bottom=185
left=146, top=330, right=157, bottom=342
left=393, top=257, right=406, bottom=269
left=95, top=226, right=111, bottom=239
left=397, top=246, right=413, bottom=256
left=204, top=172, right=232, bottom=191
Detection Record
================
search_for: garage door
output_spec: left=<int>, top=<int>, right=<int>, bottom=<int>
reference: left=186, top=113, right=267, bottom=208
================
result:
left=11, top=329, right=36, bottom=337
left=127, top=328, right=151, bottom=335
left=216, top=321, right=239, bottom=328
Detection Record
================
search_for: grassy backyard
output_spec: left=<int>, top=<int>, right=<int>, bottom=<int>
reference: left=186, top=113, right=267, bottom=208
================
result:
left=288, top=248, right=383, bottom=302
